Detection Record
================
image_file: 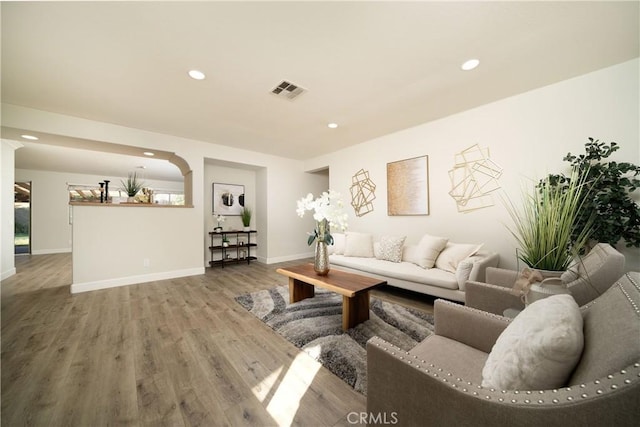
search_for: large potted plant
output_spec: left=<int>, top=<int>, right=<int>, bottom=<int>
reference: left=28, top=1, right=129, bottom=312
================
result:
left=545, top=139, right=640, bottom=249
left=121, top=172, right=144, bottom=202
left=503, top=168, right=595, bottom=303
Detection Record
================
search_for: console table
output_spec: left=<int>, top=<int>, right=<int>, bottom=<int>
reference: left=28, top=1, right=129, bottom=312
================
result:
left=208, top=230, right=257, bottom=267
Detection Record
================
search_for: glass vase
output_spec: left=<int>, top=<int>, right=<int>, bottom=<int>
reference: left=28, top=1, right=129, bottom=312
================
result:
left=314, top=240, right=330, bottom=276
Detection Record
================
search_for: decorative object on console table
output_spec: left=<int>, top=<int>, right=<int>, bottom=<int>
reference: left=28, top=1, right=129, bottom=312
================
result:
left=208, top=230, right=257, bottom=268
left=214, top=214, right=225, bottom=232
left=212, top=182, right=244, bottom=216
left=296, top=190, right=349, bottom=276
left=240, top=206, right=252, bottom=231
left=387, top=155, right=429, bottom=215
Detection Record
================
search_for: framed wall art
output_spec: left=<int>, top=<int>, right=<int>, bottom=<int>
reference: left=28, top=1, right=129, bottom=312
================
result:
left=212, top=182, right=245, bottom=215
left=387, top=155, right=429, bottom=215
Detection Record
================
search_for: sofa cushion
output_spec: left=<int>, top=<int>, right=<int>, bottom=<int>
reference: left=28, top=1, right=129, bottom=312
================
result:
left=344, top=232, right=374, bottom=257
left=377, top=235, right=406, bottom=263
left=328, top=232, right=345, bottom=255
left=410, top=335, right=487, bottom=384
left=435, top=242, right=483, bottom=273
left=481, top=294, right=583, bottom=390
left=330, top=255, right=459, bottom=289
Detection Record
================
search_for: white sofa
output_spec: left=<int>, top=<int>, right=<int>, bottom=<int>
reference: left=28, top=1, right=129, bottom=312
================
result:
left=328, top=232, right=499, bottom=302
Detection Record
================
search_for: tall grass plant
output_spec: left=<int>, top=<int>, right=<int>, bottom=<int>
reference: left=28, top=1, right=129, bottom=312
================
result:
left=504, top=168, right=595, bottom=272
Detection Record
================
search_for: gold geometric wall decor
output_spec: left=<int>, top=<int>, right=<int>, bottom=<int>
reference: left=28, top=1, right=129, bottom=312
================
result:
left=387, top=155, right=429, bottom=215
left=448, top=144, right=503, bottom=213
left=350, top=169, right=376, bottom=217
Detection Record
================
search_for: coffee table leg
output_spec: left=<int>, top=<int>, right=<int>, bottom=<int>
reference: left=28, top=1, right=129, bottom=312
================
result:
left=289, top=278, right=315, bottom=303
left=342, top=291, right=370, bottom=331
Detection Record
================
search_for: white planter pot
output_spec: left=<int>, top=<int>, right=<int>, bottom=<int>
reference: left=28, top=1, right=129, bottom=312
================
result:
left=525, top=275, right=568, bottom=305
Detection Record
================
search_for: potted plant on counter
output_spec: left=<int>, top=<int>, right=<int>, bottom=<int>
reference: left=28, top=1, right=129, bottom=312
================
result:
left=121, top=172, right=144, bottom=203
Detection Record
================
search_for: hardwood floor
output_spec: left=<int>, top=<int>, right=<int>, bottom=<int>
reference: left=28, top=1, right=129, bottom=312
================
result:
left=1, top=254, right=433, bottom=426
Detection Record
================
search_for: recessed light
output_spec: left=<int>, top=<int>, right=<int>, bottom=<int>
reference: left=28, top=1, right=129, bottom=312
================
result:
left=188, top=69, right=206, bottom=80
left=143, top=151, right=155, bottom=157
left=21, top=134, right=39, bottom=140
left=461, top=59, right=480, bottom=71
left=327, top=123, right=338, bottom=129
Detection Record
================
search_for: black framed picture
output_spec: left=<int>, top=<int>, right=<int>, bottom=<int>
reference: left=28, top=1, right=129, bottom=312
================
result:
left=212, top=183, right=245, bottom=215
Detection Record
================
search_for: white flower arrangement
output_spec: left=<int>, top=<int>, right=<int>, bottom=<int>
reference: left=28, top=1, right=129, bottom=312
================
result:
left=296, top=190, right=348, bottom=245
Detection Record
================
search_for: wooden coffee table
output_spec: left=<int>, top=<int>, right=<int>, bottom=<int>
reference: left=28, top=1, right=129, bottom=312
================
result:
left=276, top=264, right=386, bottom=331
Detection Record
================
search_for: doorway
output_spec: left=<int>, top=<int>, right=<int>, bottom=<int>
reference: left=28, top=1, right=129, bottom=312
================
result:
left=15, top=182, right=31, bottom=254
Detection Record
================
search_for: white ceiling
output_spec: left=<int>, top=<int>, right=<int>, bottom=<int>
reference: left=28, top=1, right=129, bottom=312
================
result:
left=2, top=1, right=639, bottom=179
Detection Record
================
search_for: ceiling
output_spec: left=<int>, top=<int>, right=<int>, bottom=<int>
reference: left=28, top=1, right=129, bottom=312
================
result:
left=2, top=1, right=639, bottom=180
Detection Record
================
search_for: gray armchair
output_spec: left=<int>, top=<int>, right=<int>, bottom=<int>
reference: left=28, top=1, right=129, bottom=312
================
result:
left=367, top=272, right=640, bottom=426
left=465, top=243, right=625, bottom=315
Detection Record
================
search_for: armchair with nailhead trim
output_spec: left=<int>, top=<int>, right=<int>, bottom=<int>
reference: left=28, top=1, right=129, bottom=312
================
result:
left=366, top=272, right=640, bottom=427
left=464, top=243, right=625, bottom=316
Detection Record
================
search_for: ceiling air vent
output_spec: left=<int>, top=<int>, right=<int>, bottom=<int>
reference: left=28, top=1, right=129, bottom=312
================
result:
left=271, top=80, right=306, bottom=100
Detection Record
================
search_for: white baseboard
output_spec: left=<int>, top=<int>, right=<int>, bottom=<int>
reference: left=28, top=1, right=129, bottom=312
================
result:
left=264, top=252, right=313, bottom=264
left=32, top=248, right=72, bottom=255
left=1, top=268, right=17, bottom=281
left=70, top=267, right=205, bottom=294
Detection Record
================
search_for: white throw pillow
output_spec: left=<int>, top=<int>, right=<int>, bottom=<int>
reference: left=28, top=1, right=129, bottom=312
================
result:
left=403, top=234, right=447, bottom=269
left=435, top=242, right=482, bottom=273
left=455, top=255, right=482, bottom=290
left=373, top=241, right=382, bottom=259
left=344, top=232, right=374, bottom=257
left=481, top=294, right=584, bottom=391
left=402, top=245, right=422, bottom=264
left=329, top=232, right=345, bottom=255
left=376, top=236, right=406, bottom=263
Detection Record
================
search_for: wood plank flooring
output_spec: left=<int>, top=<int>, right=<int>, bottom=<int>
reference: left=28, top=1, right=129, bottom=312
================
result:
left=1, top=254, right=433, bottom=426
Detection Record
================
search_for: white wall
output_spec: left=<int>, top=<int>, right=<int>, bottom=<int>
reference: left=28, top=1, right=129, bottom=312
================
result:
left=14, top=168, right=183, bottom=255
left=306, top=59, right=640, bottom=272
left=71, top=204, right=203, bottom=293
left=264, top=167, right=329, bottom=263
left=1, top=140, right=23, bottom=280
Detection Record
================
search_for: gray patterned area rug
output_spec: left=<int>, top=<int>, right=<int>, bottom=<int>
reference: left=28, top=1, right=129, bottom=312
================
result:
left=235, top=285, right=434, bottom=395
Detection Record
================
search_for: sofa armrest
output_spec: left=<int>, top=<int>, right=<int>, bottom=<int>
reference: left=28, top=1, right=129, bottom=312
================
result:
left=465, top=281, right=525, bottom=315
left=367, top=336, right=640, bottom=427
left=433, top=300, right=510, bottom=353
